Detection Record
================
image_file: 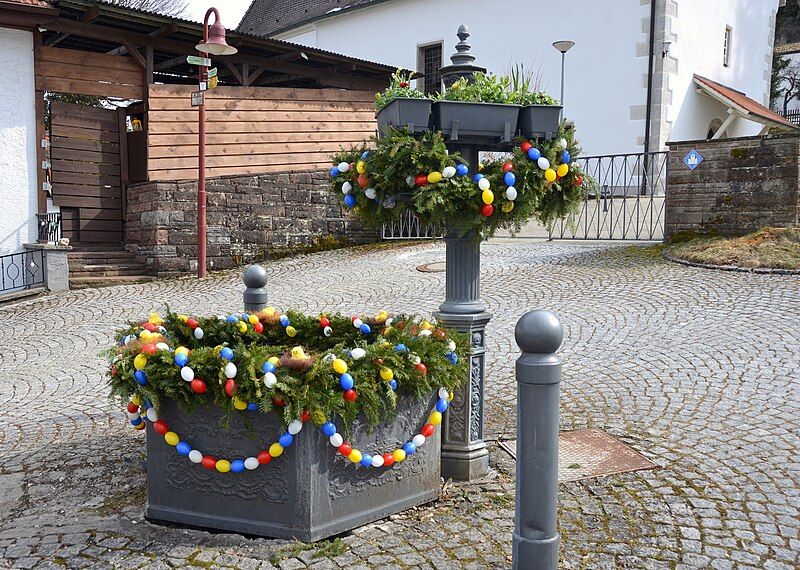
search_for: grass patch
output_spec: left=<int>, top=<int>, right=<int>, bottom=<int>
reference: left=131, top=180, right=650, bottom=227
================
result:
left=667, top=226, right=800, bottom=270
left=269, top=538, right=348, bottom=565
left=92, top=484, right=147, bottom=515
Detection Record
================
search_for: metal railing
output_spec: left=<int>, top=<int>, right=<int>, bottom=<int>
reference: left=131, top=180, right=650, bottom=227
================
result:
left=549, top=151, right=668, bottom=241
left=382, top=210, right=444, bottom=240
left=37, top=212, right=62, bottom=244
left=0, top=249, right=46, bottom=295
left=781, top=109, right=800, bottom=126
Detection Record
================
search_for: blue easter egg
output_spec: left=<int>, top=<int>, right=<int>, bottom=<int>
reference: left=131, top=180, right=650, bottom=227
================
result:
left=344, top=194, right=357, bottom=208
left=226, top=315, right=238, bottom=323
left=142, top=401, right=151, bottom=410
left=330, top=167, right=340, bottom=177
left=436, top=399, right=449, bottom=413
left=279, top=433, right=294, bottom=447
left=504, top=172, right=516, bottom=186
left=448, top=352, right=459, bottom=365
left=279, top=315, right=290, bottom=327
left=262, top=361, right=276, bottom=374
left=360, top=323, right=371, bottom=334
left=230, top=459, right=245, bottom=473
left=220, top=347, right=234, bottom=361
left=134, top=370, right=148, bottom=385
left=389, top=379, right=398, bottom=391
left=174, top=353, right=188, bottom=367
left=394, top=343, right=407, bottom=353
left=130, top=416, right=143, bottom=426
left=322, top=422, right=336, bottom=437
left=528, top=148, right=541, bottom=161
left=339, top=373, right=354, bottom=390
left=247, top=402, right=258, bottom=411
left=473, top=173, right=484, bottom=183
left=176, top=442, right=191, bottom=456
left=361, top=151, right=369, bottom=160
left=456, top=163, right=469, bottom=176
left=562, top=150, right=571, bottom=164
left=402, top=442, right=417, bottom=455
left=360, top=455, right=373, bottom=467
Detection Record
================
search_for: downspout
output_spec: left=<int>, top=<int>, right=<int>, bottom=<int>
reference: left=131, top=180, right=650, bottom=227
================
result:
left=642, top=0, right=657, bottom=195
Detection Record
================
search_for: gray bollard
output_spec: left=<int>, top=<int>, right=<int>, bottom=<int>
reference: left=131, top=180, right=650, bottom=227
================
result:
left=513, top=310, right=563, bottom=570
left=242, top=264, right=268, bottom=313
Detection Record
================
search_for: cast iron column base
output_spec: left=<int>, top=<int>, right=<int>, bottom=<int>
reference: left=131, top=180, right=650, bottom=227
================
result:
left=433, top=310, right=492, bottom=481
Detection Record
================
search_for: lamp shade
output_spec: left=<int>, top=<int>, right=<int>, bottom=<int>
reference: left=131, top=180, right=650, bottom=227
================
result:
left=552, top=40, right=575, bottom=54
left=196, top=21, right=238, bottom=56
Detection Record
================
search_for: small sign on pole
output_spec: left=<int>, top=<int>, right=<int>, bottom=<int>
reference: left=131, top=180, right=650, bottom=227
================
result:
left=191, top=91, right=204, bottom=107
left=683, top=149, right=703, bottom=171
left=186, top=55, right=212, bottom=67
left=208, top=76, right=218, bottom=90
left=208, top=67, right=218, bottom=78
left=199, top=81, right=208, bottom=92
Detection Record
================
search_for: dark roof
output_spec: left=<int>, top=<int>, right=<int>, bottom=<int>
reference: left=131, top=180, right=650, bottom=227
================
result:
left=238, top=0, right=387, bottom=37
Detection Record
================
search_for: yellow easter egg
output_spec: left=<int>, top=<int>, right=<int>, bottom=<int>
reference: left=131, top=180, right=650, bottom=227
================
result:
left=356, top=161, right=366, bottom=174
left=447, top=391, right=454, bottom=401
left=427, top=171, right=442, bottom=184
left=148, top=313, right=163, bottom=325
left=286, top=326, right=297, bottom=337
left=393, top=449, right=406, bottom=463
left=164, top=431, right=179, bottom=446
left=179, top=314, right=188, bottom=322
left=478, top=163, right=484, bottom=171
left=269, top=443, right=284, bottom=457
left=175, top=346, right=189, bottom=356
left=429, top=411, right=442, bottom=426
left=134, top=422, right=146, bottom=430
left=131, top=394, right=142, bottom=405
left=237, top=321, right=248, bottom=333
left=248, top=314, right=259, bottom=325
left=215, top=460, right=231, bottom=473
left=332, top=359, right=348, bottom=374
left=545, top=168, right=557, bottom=182
left=482, top=189, right=494, bottom=205
left=380, top=367, right=394, bottom=381
left=268, top=356, right=280, bottom=366
left=348, top=449, right=363, bottom=463
left=557, top=163, right=569, bottom=178
left=265, top=306, right=276, bottom=316
left=501, top=201, right=515, bottom=213
left=139, top=330, right=151, bottom=341
left=133, top=354, right=147, bottom=370
left=232, top=398, right=247, bottom=411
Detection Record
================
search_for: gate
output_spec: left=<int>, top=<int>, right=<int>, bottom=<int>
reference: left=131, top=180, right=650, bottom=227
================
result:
left=549, top=151, right=668, bottom=241
left=49, top=101, right=125, bottom=245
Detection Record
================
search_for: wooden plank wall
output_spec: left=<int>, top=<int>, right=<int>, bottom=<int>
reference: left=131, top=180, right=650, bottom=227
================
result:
left=50, top=101, right=123, bottom=244
left=147, top=85, right=377, bottom=181
left=35, top=46, right=144, bottom=100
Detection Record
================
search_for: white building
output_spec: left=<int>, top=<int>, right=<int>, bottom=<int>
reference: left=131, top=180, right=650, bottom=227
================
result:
left=239, top=0, right=790, bottom=156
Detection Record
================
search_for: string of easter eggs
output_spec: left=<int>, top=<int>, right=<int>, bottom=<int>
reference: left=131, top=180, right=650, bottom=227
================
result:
left=320, top=386, right=452, bottom=468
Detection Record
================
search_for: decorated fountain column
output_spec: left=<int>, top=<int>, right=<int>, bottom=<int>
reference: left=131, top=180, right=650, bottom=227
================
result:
left=433, top=25, right=492, bottom=481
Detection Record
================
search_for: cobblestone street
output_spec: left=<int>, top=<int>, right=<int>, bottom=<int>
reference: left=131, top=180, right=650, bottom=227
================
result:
left=1, top=240, right=798, bottom=569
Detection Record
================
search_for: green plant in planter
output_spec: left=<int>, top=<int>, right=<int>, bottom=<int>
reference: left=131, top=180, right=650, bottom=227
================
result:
left=375, top=69, right=427, bottom=111
left=437, top=72, right=514, bottom=104
left=508, top=63, right=560, bottom=106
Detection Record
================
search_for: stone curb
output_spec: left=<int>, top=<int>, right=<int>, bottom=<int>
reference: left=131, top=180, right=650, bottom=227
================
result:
left=663, top=251, right=800, bottom=275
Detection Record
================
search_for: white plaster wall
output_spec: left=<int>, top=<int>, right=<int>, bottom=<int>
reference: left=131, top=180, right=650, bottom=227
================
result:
left=667, top=0, right=780, bottom=141
left=0, top=28, right=38, bottom=255
left=276, top=0, right=651, bottom=156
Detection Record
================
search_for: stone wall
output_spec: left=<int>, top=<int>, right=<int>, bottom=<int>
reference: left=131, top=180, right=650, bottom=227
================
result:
left=666, top=134, right=800, bottom=238
left=125, top=170, right=378, bottom=276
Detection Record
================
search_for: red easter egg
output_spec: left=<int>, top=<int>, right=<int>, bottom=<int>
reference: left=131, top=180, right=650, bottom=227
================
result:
left=343, top=389, right=357, bottom=402
left=382, top=452, right=395, bottom=467
left=575, top=175, right=584, bottom=187
left=142, top=323, right=157, bottom=332
left=257, top=450, right=272, bottom=464
left=225, top=378, right=236, bottom=397
left=414, top=174, right=428, bottom=186
left=520, top=141, right=532, bottom=153
left=300, top=410, right=311, bottom=422
left=111, top=365, right=118, bottom=376
left=273, top=396, right=286, bottom=407
left=357, top=174, right=369, bottom=188
left=416, top=363, right=428, bottom=375
left=201, top=455, right=217, bottom=470
left=186, top=318, right=198, bottom=329
left=375, top=358, right=384, bottom=366
left=320, top=317, right=331, bottom=328
left=191, top=379, right=207, bottom=394
left=339, top=442, right=352, bottom=456
left=502, top=162, right=514, bottom=172
left=127, top=402, right=139, bottom=414
left=481, top=204, right=494, bottom=217
left=142, top=343, right=157, bottom=355
left=253, top=321, right=264, bottom=334
left=421, top=423, right=435, bottom=437
left=154, top=420, right=169, bottom=435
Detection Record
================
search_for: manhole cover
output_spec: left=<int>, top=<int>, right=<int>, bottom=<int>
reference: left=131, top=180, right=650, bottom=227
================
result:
left=498, top=428, right=656, bottom=482
left=416, top=262, right=445, bottom=273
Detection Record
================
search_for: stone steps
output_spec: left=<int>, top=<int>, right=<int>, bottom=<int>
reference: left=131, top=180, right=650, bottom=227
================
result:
left=68, top=248, right=152, bottom=289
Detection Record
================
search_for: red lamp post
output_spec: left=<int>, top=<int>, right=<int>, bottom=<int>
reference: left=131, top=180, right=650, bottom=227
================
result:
left=194, top=8, right=237, bottom=278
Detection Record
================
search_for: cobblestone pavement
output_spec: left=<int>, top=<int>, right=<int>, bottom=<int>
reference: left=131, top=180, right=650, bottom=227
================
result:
left=1, top=240, right=799, bottom=569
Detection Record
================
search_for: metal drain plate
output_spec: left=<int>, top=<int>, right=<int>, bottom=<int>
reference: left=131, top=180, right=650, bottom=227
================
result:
left=416, top=262, right=446, bottom=273
left=498, top=428, right=656, bottom=482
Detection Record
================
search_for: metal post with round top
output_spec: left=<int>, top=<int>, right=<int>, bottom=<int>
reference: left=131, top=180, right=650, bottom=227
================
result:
left=242, top=264, right=268, bottom=313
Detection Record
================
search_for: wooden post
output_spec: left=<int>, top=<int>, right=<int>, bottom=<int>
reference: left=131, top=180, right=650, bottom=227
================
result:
left=118, top=107, right=130, bottom=242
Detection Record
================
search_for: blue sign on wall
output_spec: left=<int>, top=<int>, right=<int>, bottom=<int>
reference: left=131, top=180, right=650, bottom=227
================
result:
left=683, top=149, right=704, bottom=171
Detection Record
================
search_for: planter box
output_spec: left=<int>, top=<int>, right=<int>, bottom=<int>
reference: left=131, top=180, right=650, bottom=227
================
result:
left=376, top=97, right=432, bottom=136
left=145, top=394, right=441, bottom=541
left=517, top=105, right=562, bottom=140
left=431, top=101, right=521, bottom=142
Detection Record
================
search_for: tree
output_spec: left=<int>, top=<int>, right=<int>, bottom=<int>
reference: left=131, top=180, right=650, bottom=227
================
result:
left=109, top=0, right=189, bottom=18
left=771, top=53, right=791, bottom=109
left=777, top=60, right=800, bottom=114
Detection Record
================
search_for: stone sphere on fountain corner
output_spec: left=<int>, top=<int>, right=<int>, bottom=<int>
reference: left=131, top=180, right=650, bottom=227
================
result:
left=514, top=310, right=563, bottom=355
left=242, top=264, right=268, bottom=289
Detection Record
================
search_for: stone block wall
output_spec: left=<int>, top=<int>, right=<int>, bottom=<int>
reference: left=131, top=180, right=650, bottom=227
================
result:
left=666, top=134, right=800, bottom=238
left=125, top=170, right=378, bottom=276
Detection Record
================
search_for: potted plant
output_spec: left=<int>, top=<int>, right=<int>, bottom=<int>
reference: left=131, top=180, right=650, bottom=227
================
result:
left=510, top=65, right=562, bottom=140
left=375, top=70, right=432, bottom=136
left=108, top=309, right=467, bottom=541
left=431, top=73, right=521, bottom=142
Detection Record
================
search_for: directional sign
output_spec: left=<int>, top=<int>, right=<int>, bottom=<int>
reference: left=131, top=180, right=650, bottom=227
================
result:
left=683, top=149, right=703, bottom=171
left=207, top=67, right=217, bottom=78
left=186, top=55, right=212, bottom=67
left=208, top=75, right=218, bottom=90
left=198, top=81, right=207, bottom=92
left=191, top=91, right=204, bottom=107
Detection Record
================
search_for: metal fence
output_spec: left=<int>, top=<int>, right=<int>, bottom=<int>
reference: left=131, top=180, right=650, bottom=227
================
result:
left=781, top=109, right=800, bottom=126
left=382, top=210, right=444, bottom=240
left=0, top=249, right=46, bottom=295
left=37, top=212, right=62, bottom=244
left=549, top=151, right=668, bottom=241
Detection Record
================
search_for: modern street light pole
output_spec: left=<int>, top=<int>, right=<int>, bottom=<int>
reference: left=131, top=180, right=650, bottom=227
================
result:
left=552, top=40, right=575, bottom=121
left=195, top=7, right=237, bottom=278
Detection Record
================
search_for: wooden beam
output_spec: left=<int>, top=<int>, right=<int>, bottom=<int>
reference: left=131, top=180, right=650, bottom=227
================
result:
left=223, top=61, right=243, bottom=85
left=83, top=5, right=100, bottom=23
left=154, top=23, right=178, bottom=37
left=245, top=66, right=267, bottom=86
left=153, top=54, right=187, bottom=72
left=145, top=45, right=154, bottom=85
left=125, top=43, right=146, bottom=68
left=44, top=33, right=70, bottom=47
left=260, top=74, right=296, bottom=86
left=117, top=107, right=129, bottom=225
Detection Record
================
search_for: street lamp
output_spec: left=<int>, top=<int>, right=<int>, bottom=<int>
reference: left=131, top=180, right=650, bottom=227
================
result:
left=195, top=7, right=237, bottom=278
left=552, top=40, right=575, bottom=119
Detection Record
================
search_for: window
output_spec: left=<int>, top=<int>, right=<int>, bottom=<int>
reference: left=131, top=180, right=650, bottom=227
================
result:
left=723, top=26, right=732, bottom=67
left=418, top=43, right=443, bottom=95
